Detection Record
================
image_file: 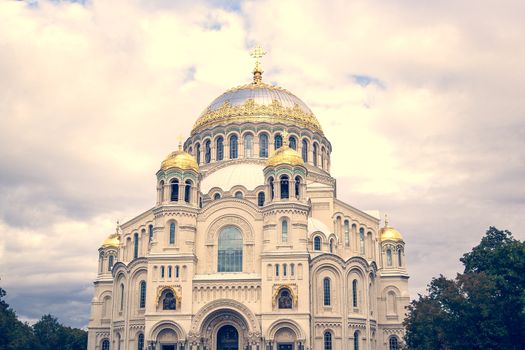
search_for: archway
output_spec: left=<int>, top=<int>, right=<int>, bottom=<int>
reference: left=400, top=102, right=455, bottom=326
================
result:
left=217, top=325, right=238, bottom=350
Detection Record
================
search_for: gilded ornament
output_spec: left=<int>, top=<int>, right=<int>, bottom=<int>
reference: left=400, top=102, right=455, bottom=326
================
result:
left=160, top=143, right=199, bottom=172
left=101, top=233, right=119, bottom=248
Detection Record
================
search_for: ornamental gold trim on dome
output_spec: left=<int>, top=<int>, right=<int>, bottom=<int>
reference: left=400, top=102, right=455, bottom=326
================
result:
left=191, top=95, right=323, bottom=135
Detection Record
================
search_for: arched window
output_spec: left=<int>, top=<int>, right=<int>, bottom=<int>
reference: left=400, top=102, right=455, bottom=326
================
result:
left=234, top=191, right=243, bottom=199
left=289, top=136, right=297, bottom=150
left=359, top=228, right=365, bottom=254
left=133, top=233, right=139, bottom=259
left=275, top=264, right=279, bottom=276
left=301, top=139, right=308, bottom=162
left=216, top=136, right=224, bottom=161
left=274, top=134, right=283, bottom=149
left=354, top=331, right=360, bottom=350
left=218, top=226, right=243, bottom=272
left=161, top=266, right=165, bottom=278
left=269, top=177, right=275, bottom=200
left=281, top=220, right=288, bottom=242
left=324, top=331, right=332, bottom=350
left=159, top=180, right=164, bottom=202
left=352, top=279, right=358, bottom=307
left=205, top=140, right=211, bottom=163
left=137, top=334, right=144, bottom=350
left=139, top=281, right=146, bottom=308
left=229, top=135, right=238, bottom=159
left=283, top=264, right=287, bottom=276
left=387, top=291, right=397, bottom=315
left=329, top=239, right=334, bottom=253
left=244, top=134, right=253, bottom=158
left=214, top=193, right=221, bottom=200
left=314, top=236, right=321, bottom=251
left=344, top=220, right=350, bottom=247
left=195, top=143, right=201, bottom=164
left=386, top=249, right=393, bottom=266
left=175, top=265, right=179, bottom=278
left=398, top=249, right=403, bottom=266
left=170, top=179, right=179, bottom=202
left=323, top=277, right=331, bottom=306
left=290, top=263, right=295, bottom=276
left=280, top=175, right=289, bottom=199
left=321, top=146, right=325, bottom=169
left=148, top=224, right=153, bottom=242
left=120, top=284, right=124, bottom=311
left=169, top=222, right=175, bottom=245
left=184, top=180, right=192, bottom=203
left=294, top=176, right=301, bottom=199
left=108, top=255, right=114, bottom=271
left=257, top=192, right=265, bottom=207
left=389, top=336, right=399, bottom=350
left=259, top=134, right=269, bottom=158
left=101, top=339, right=110, bottom=350
left=168, top=266, right=172, bottom=278
left=162, top=290, right=176, bottom=310
left=313, top=143, right=318, bottom=166
left=278, top=288, right=293, bottom=309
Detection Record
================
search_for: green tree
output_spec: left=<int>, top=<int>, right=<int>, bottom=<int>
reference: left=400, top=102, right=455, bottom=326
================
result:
left=0, top=287, right=36, bottom=350
left=404, top=227, right=525, bottom=350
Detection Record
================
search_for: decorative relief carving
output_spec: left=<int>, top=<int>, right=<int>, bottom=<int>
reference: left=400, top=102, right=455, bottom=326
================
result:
left=271, top=283, right=298, bottom=308
left=155, top=285, right=182, bottom=308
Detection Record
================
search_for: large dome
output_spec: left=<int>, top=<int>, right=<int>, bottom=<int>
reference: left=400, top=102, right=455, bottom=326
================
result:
left=191, top=81, right=323, bottom=135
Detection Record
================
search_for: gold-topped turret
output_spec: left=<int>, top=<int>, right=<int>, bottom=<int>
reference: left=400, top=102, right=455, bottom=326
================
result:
left=160, top=140, right=199, bottom=172
left=250, top=45, right=266, bottom=84
left=379, top=214, right=404, bottom=242
left=267, top=131, right=305, bottom=167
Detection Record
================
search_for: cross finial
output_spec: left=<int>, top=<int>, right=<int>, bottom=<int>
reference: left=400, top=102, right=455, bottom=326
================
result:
left=250, top=45, right=266, bottom=84
left=384, top=214, right=389, bottom=227
left=177, top=135, right=184, bottom=150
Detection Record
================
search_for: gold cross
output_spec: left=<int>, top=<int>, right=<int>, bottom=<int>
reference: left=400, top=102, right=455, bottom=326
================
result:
left=177, top=135, right=184, bottom=150
left=250, top=45, right=266, bottom=72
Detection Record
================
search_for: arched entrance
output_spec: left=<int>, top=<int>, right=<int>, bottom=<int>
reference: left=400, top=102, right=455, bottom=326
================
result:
left=217, top=325, right=239, bottom=350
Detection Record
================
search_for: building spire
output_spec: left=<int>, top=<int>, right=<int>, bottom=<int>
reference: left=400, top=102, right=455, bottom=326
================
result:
left=250, top=45, right=266, bottom=84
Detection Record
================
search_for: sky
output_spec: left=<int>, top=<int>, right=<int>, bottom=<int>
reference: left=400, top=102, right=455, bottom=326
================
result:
left=0, top=0, right=524, bottom=329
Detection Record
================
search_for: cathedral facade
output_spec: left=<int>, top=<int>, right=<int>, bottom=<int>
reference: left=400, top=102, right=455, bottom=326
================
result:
left=87, top=51, right=409, bottom=350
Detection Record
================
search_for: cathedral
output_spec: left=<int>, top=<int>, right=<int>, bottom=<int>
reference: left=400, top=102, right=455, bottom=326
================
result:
left=87, top=47, right=410, bottom=350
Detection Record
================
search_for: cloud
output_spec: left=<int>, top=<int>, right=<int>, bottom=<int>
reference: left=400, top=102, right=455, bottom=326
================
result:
left=0, top=0, right=524, bottom=328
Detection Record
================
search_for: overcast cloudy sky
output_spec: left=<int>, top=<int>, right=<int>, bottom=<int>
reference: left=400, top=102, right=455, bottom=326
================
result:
left=1, top=0, right=524, bottom=328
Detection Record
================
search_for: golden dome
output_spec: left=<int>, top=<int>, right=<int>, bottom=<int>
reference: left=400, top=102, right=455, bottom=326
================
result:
left=102, top=233, right=120, bottom=248
left=160, top=145, right=199, bottom=172
left=267, top=137, right=304, bottom=167
left=379, top=215, right=404, bottom=242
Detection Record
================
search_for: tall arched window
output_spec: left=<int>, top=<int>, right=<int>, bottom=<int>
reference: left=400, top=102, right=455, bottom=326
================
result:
left=257, top=192, right=265, bottom=207
left=133, top=233, right=139, bottom=259
left=281, top=220, right=288, bottom=242
left=283, top=264, right=287, bottom=276
left=269, top=177, right=275, bottom=200
left=359, top=228, right=365, bottom=254
left=196, top=143, right=201, bottom=164
left=314, top=236, right=321, bottom=251
left=175, top=265, right=179, bottom=278
left=169, top=222, right=175, bottom=245
left=398, top=249, right=403, bottom=266
left=229, top=135, right=238, bottom=159
left=137, top=334, right=144, bottom=350
left=101, top=339, right=110, bottom=350
left=301, top=139, right=308, bottom=162
left=294, top=176, right=301, bottom=199
left=159, top=180, right=164, bottom=202
left=259, top=134, right=269, bottom=158
left=289, top=136, right=297, bottom=150
left=108, top=255, right=114, bottom=271
left=274, top=134, right=283, bottom=149
left=321, top=146, right=325, bottom=169
left=290, top=263, right=295, bottom=276
left=168, top=266, right=172, bottom=278
left=218, top=226, right=243, bottom=272
left=354, top=331, right=360, bottom=350
left=323, top=277, right=331, bottom=306
left=216, top=136, right=224, bottom=161
left=160, top=266, right=165, bottom=278
left=386, top=249, right=393, bottom=266
left=344, top=220, right=350, bottom=247
left=389, top=336, right=399, bottom=350
left=170, top=179, right=179, bottom=202
left=244, top=134, right=253, bottom=158
left=313, top=143, right=318, bottom=166
left=352, top=279, right=358, bottom=307
left=324, top=331, right=332, bottom=350
left=275, top=264, right=279, bottom=276
left=280, top=175, right=289, bottom=199
left=120, top=284, right=124, bottom=311
left=148, top=224, right=153, bottom=242
left=139, top=281, right=146, bottom=308
left=329, top=239, right=334, bottom=253
left=184, top=180, right=192, bottom=203
left=205, top=140, right=211, bottom=163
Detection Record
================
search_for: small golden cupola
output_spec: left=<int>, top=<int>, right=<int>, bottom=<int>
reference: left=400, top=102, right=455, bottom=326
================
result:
left=267, top=131, right=305, bottom=167
left=379, top=215, right=404, bottom=242
left=160, top=142, right=199, bottom=172
left=101, top=233, right=120, bottom=249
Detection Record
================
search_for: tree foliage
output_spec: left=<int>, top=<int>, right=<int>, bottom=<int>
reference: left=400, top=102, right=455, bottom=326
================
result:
left=0, top=288, right=87, bottom=350
left=404, top=227, right=525, bottom=350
